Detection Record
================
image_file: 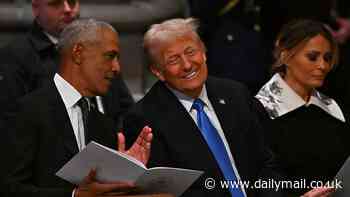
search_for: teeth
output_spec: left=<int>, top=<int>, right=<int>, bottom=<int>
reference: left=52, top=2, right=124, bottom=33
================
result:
left=185, top=71, right=196, bottom=79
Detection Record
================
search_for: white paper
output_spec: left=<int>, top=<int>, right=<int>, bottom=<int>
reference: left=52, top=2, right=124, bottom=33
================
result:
left=333, top=156, right=350, bottom=197
left=56, top=141, right=203, bottom=197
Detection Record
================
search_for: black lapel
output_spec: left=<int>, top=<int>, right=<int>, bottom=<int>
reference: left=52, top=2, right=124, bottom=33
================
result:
left=47, top=83, right=79, bottom=156
left=148, top=82, right=222, bottom=174
left=205, top=78, right=247, bottom=172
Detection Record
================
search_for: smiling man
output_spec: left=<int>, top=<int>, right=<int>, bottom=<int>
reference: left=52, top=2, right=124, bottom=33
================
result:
left=123, top=18, right=283, bottom=197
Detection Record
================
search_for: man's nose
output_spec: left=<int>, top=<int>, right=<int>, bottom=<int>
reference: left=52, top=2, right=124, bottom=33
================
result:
left=111, top=59, right=120, bottom=74
left=181, top=55, right=192, bottom=71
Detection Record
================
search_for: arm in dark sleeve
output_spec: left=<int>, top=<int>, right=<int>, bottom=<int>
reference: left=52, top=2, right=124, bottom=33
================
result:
left=2, top=99, right=74, bottom=197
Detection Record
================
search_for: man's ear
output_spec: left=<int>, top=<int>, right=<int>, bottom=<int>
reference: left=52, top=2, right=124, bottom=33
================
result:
left=149, top=64, right=165, bottom=81
left=72, top=43, right=84, bottom=65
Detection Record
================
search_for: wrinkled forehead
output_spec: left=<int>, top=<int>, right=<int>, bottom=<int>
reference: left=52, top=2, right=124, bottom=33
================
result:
left=155, top=33, right=202, bottom=51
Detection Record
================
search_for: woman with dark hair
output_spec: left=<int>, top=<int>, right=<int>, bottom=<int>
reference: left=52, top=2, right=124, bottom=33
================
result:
left=254, top=19, right=350, bottom=196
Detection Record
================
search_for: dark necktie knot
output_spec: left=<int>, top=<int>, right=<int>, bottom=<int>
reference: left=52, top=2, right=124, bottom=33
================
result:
left=192, top=98, right=205, bottom=112
left=77, top=97, right=89, bottom=113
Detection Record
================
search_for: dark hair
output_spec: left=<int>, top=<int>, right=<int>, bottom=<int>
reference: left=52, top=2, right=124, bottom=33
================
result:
left=272, top=19, right=338, bottom=74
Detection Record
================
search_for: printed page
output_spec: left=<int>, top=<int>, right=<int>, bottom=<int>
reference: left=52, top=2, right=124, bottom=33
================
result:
left=136, top=167, right=203, bottom=197
left=56, top=141, right=146, bottom=184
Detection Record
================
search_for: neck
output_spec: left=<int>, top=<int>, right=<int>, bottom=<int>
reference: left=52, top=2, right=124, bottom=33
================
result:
left=59, top=66, right=93, bottom=97
left=284, top=74, right=312, bottom=102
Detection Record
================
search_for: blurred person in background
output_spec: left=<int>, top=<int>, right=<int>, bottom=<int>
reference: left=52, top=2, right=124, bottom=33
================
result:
left=188, top=0, right=269, bottom=94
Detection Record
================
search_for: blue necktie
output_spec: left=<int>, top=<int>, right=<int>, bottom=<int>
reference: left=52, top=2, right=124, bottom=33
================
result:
left=192, top=99, right=245, bottom=197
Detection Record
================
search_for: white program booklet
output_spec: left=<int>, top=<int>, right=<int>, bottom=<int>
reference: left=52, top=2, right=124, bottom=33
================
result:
left=56, top=141, right=203, bottom=197
left=333, top=156, right=350, bottom=197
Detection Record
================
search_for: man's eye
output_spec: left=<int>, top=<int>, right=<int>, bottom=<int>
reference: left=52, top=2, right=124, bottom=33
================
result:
left=104, top=52, right=119, bottom=61
left=185, top=48, right=197, bottom=56
left=166, top=56, right=180, bottom=65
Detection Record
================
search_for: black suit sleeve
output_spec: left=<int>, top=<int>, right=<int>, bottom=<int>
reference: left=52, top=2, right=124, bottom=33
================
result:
left=2, top=98, right=74, bottom=197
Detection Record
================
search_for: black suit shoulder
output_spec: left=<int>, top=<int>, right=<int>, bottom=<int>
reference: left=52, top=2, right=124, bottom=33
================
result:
left=123, top=78, right=283, bottom=197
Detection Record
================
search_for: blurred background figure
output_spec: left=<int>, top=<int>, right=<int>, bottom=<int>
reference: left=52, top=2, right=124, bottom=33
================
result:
left=0, top=0, right=188, bottom=98
left=254, top=19, right=350, bottom=196
left=188, top=0, right=269, bottom=94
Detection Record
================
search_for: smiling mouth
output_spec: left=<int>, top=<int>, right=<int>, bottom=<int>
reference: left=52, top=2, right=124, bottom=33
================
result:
left=183, top=71, right=198, bottom=79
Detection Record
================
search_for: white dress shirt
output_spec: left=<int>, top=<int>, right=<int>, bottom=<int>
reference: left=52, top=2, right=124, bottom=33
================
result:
left=54, top=73, right=86, bottom=151
left=54, top=73, right=88, bottom=197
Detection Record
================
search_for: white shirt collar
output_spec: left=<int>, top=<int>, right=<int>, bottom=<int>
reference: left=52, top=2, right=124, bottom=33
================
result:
left=167, top=85, right=210, bottom=112
left=255, top=73, right=346, bottom=122
left=54, top=73, right=82, bottom=108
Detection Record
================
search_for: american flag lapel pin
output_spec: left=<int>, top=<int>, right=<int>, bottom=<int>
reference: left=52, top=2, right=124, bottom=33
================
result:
left=219, top=99, right=226, bottom=104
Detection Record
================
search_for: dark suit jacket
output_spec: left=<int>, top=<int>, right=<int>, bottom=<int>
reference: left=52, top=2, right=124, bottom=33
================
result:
left=2, top=82, right=117, bottom=197
left=0, top=21, right=134, bottom=129
left=124, top=77, right=282, bottom=197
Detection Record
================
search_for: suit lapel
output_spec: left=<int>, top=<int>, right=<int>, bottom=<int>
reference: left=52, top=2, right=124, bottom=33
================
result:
left=47, top=83, right=79, bottom=156
left=149, top=82, right=223, bottom=175
left=205, top=78, right=247, bottom=173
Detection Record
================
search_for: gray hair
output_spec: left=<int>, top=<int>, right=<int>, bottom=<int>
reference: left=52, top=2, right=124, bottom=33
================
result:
left=143, top=18, right=203, bottom=65
left=58, top=18, right=116, bottom=53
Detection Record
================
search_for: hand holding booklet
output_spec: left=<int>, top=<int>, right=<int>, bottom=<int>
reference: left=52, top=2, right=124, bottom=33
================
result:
left=56, top=141, right=203, bottom=197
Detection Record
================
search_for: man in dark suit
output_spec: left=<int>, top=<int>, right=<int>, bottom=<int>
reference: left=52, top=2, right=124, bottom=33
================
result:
left=0, top=0, right=134, bottom=130
left=123, top=18, right=281, bottom=197
left=2, top=19, right=153, bottom=197
left=124, top=18, right=335, bottom=197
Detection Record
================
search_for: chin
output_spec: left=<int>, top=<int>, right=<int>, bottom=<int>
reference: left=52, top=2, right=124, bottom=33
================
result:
left=96, top=87, right=109, bottom=96
left=309, top=81, right=324, bottom=88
